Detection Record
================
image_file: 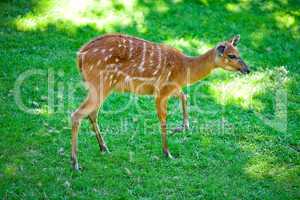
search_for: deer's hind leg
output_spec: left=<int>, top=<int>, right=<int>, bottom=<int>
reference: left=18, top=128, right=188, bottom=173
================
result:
left=71, top=94, right=101, bottom=170
left=71, top=82, right=110, bottom=170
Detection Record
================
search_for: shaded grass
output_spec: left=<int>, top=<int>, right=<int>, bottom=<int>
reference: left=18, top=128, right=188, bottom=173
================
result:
left=0, top=0, right=300, bottom=199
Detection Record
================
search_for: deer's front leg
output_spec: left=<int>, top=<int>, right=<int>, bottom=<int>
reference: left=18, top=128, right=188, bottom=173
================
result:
left=173, top=92, right=189, bottom=133
left=156, top=96, right=173, bottom=159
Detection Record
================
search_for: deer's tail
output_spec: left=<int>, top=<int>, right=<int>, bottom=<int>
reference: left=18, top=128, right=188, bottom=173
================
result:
left=76, top=51, right=86, bottom=81
left=77, top=51, right=83, bottom=73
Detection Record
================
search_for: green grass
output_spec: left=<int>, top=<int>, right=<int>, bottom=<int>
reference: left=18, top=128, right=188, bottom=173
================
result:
left=1, top=0, right=300, bottom=199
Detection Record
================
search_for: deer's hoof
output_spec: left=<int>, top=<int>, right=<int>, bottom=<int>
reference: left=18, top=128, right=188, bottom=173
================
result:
left=71, top=155, right=82, bottom=171
left=100, top=144, right=110, bottom=153
left=172, top=125, right=189, bottom=133
left=163, top=149, right=174, bottom=159
left=172, top=126, right=184, bottom=133
left=73, top=164, right=80, bottom=171
left=71, top=160, right=81, bottom=171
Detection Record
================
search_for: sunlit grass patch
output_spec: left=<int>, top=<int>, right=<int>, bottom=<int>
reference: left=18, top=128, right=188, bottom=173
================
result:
left=245, top=155, right=280, bottom=179
left=4, top=165, right=18, bottom=177
left=14, top=0, right=147, bottom=32
left=274, top=12, right=296, bottom=28
left=244, top=154, right=299, bottom=183
left=273, top=11, right=299, bottom=39
left=209, top=66, right=288, bottom=110
left=165, top=38, right=212, bottom=55
left=225, top=3, right=242, bottom=12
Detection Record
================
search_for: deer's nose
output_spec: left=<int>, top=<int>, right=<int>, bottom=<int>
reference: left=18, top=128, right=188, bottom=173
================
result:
left=244, top=67, right=250, bottom=74
left=240, top=66, right=250, bottom=74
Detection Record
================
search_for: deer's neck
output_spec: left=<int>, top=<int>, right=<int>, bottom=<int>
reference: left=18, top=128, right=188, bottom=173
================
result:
left=184, top=48, right=217, bottom=85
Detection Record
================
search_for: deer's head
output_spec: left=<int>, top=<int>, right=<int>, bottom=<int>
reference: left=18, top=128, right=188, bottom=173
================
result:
left=215, top=35, right=250, bottom=74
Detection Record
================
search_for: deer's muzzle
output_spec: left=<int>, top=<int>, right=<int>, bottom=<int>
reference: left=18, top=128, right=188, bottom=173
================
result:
left=238, top=59, right=250, bottom=74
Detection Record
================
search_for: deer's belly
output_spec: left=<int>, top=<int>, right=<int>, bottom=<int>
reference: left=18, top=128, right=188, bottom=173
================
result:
left=113, top=79, right=156, bottom=95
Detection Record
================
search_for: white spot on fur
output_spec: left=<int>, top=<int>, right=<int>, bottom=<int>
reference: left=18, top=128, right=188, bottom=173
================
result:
left=132, top=77, right=155, bottom=81
left=125, top=75, right=131, bottom=83
left=97, top=60, right=102, bottom=66
left=137, top=42, right=147, bottom=71
left=150, top=51, right=154, bottom=57
left=167, top=71, right=172, bottom=80
left=153, top=69, right=159, bottom=75
left=89, top=65, right=94, bottom=72
left=138, top=67, right=144, bottom=72
left=101, top=49, right=106, bottom=53
left=109, top=48, right=113, bottom=52
left=115, top=58, right=119, bottom=62
left=128, top=39, right=133, bottom=58
left=157, top=46, right=162, bottom=69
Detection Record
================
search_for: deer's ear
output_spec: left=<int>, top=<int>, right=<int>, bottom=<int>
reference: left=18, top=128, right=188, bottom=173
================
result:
left=216, top=44, right=226, bottom=56
left=229, top=35, right=240, bottom=46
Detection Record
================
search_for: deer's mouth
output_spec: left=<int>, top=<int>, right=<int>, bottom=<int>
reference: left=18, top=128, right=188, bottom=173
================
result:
left=239, top=66, right=250, bottom=74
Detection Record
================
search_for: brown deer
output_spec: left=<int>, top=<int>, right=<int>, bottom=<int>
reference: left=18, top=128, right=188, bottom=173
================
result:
left=71, top=34, right=250, bottom=170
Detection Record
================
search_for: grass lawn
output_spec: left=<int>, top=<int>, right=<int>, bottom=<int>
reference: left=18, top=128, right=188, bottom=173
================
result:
left=1, top=0, right=300, bottom=199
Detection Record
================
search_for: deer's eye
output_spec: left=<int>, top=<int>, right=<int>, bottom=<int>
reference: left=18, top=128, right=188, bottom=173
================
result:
left=228, top=54, right=237, bottom=59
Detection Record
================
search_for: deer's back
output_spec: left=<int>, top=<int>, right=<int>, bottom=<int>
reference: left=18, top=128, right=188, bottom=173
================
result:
left=77, top=34, right=186, bottom=95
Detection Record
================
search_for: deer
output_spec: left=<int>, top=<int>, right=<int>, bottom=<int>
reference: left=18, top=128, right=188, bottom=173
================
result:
left=71, top=33, right=250, bottom=170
